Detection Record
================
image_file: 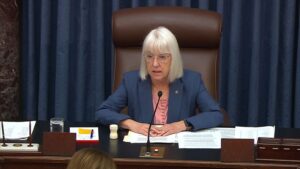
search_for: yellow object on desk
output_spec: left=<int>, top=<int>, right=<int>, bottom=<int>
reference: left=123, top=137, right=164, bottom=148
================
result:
left=70, top=127, right=99, bottom=143
left=78, top=128, right=92, bottom=134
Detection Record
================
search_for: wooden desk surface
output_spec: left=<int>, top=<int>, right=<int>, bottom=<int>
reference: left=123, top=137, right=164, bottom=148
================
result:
left=0, top=121, right=299, bottom=169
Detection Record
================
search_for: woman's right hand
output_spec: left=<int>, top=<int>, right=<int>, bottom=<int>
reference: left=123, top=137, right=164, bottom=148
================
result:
left=119, top=119, right=150, bottom=136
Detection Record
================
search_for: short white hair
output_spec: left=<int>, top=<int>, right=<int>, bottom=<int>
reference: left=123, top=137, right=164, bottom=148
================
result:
left=139, top=26, right=183, bottom=82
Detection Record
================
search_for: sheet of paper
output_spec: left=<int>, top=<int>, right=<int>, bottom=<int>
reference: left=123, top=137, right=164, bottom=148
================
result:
left=124, top=131, right=177, bottom=143
left=210, top=127, right=236, bottom=139
left=70, top=127, right=99, bottom=142
left=235, top=126, right=275, bottom=144
left=177, top=130, right=221, bottom=149
left=0, top=121, right=36, bottom=140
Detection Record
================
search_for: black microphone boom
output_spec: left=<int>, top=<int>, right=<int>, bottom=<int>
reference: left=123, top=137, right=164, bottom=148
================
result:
left=1, top=121, right=7, bottom=147
left=146, top=91, right=163, bottom=154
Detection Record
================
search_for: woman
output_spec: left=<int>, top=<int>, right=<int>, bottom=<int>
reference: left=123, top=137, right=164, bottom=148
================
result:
left=96, top=26, right=223, bottom=136
left=66, top=148, right=116, bottom=169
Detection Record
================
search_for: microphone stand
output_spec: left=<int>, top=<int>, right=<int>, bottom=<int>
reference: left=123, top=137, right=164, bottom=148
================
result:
left=146, top=91, right=162, bottom=154
left=28, top=121, right=33, bottom=147
left=140, top=91, right=165, bottom=158
left=1, top=121, right=7, bottom=147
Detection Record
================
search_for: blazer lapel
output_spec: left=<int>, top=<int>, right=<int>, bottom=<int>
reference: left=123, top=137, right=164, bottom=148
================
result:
left=138, top=78, right=153, bottom=123
left=167, top=79, right=183, bottom=123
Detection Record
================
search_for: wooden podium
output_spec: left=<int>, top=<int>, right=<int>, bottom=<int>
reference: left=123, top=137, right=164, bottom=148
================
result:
left=221, top=138, right=255, bottom=162
left=42, top=132, right=76, bottom=156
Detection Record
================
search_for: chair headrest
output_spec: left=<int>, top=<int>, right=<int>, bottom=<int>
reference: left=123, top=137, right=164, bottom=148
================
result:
left=112, top=7, right=222, bottom=48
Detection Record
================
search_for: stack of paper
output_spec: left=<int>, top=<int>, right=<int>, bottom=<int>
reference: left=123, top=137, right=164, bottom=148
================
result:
left=235, top=126, right=275, bottom=144
left=0, top=121, right=39, bottom=152
left=0, top=121, right=36, bottom=140
left=177, top=130, right=221, bottom=149
left=124, top=126, right=275, bottom=149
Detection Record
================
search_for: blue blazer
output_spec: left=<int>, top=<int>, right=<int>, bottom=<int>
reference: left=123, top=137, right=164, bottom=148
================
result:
left=95, top=70, right=223, bottom=131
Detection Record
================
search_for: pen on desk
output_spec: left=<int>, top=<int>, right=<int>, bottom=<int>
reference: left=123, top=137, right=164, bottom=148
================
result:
left=90, top=129, right=94, bottom=139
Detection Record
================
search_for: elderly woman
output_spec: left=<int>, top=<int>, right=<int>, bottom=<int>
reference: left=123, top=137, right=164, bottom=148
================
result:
left=96, top=26, right=223, bottom=136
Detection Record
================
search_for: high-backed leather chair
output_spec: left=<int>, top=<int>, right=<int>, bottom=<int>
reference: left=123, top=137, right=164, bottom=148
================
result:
left=112, top=7, right=230, bottom=126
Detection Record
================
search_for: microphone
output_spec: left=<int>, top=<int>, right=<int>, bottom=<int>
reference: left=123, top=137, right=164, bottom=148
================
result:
left=146, top=91, right=163, bottom=155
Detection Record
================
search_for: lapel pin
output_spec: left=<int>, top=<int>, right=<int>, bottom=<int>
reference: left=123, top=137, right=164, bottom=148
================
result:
left=175, top=90, right=179, bottom=94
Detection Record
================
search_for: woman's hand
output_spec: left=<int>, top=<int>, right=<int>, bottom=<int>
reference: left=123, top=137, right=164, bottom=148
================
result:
left=119, top=119, right=167, bottom=136
left=153, top=121, right=186, bottom=136
left=119, top=119, right=187, bottom=136
left=119, top=119, right=150, bottom=136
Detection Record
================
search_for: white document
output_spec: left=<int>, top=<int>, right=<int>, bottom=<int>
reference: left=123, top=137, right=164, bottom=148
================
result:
left=0, top=121, right=36, bottom=140
left=210, top=127, right=236, bottom=139
left=177, top=130, right=221, bottom=149
left=235, top=126, right=275, bottom=144
left=124, top=131, right=177, bottom=143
